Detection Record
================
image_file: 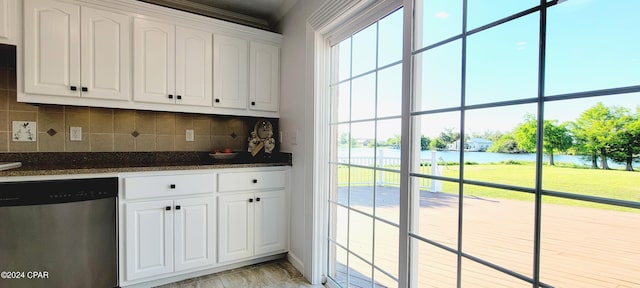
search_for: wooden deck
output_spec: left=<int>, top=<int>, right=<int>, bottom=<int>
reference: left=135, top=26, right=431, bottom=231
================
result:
left=332, top=187, right=640, bottom=287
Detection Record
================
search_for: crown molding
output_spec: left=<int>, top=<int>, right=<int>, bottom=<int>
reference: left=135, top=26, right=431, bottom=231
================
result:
left=138, top=0, right=272, bottom=30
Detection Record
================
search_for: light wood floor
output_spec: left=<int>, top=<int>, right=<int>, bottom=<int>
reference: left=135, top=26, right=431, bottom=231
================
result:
left=156, top=259, right=322, bottom=288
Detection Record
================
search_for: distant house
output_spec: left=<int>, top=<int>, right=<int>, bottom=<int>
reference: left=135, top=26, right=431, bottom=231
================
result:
left=354, top=138, right=373, bottom=147
left=447, top=138, right=493, bottom=152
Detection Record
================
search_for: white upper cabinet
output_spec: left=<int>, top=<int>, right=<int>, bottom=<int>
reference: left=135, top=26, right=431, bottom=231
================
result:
left=24, top=0, right=80, bottom=96
left=0, top=0, right=17, bottom=45
left=20, top=0, right=280, bottom=117
left=213, top=34, right=248, bottom=110
left=249, top=42, right=280, bottom=112
left=212, top=37, right=280, bottom=114
left=24, top=0, right=130, bottom=100
left=176, top=26, right=212, bottom=107
left=134, top=18, right=212, bottom=107
left=133, top=18, right=175, bottom=104
left=80, top=6, right=130, bottom=100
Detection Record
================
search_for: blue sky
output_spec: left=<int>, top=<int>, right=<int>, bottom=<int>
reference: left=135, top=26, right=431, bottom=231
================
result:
left=335, top=0, right=640, bottom=139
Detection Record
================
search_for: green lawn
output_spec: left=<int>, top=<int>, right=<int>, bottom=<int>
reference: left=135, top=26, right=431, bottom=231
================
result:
left=337, top=163, right=640, bottom=213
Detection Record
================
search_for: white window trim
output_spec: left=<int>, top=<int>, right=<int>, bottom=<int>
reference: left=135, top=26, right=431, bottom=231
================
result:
left=306, top=0, right=404, bottom=285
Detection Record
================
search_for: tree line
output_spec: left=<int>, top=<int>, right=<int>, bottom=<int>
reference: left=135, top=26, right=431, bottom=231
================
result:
left=339, top=103, right=639, bottom=171
left=422, top=103, right=639, bottom=171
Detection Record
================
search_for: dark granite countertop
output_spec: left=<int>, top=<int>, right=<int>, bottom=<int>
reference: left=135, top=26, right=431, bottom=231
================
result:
left=0, top=152, right=292, bottom=177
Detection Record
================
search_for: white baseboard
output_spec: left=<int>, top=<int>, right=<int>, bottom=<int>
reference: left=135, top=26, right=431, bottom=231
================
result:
left=287, top=252, right=305, bottom=278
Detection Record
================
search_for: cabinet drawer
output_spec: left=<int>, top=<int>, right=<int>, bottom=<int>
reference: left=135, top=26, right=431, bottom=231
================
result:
left=125, top=173, right=215, bottom=199
left=218, top=170, right=286, bottom=192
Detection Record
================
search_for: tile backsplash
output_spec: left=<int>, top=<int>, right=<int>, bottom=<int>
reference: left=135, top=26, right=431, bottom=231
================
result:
left=0, top=44, right=273, bottom=153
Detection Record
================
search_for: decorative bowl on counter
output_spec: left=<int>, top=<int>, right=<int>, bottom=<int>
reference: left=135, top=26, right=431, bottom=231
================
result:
left=208, top=152, right=239, bottom=160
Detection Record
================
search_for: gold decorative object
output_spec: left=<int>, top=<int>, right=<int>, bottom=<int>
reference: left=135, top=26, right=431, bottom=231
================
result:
left=248, top=119, right=276, bottom=157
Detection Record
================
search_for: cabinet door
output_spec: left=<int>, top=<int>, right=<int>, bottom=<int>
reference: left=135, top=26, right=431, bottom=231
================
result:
left=125, top=200, right=174, bottom=281
left=175, top=26, right=212, bottom=107
left=24, top=0, right=80, bottom=97
left=80, top=7, right=130, bottom=100
left=174, top=197, right=215, bottom=272
left=218, top=193, right=254, bottom=262
left=133, top=18, right=175, bottom=104
left=249, top=42, right=279, bottom=112
left=213, top=34, right=248, bottom=109
left=254, top=190, right=287, bottom=255
left=0, top=0, right=16, bottom=45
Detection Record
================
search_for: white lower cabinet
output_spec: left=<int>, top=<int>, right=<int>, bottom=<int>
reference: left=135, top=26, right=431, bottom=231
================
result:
left=123, top=172, right=216, bottom=283
left=125, top=200, right=174, bottom=280
left=218, top=189, right=286, bottom=263
left=125, top=196, right=215, bottom=281
left=217, top=169, right=288, bottom=263
left=120, top=168, right=288, bottom=286
left=174, top=197, right=215, bottom=272
left=254, top=190, right=287, bottom=255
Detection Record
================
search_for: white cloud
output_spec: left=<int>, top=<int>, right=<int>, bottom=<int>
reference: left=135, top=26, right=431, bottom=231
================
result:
left=435, top=12, right=449, bottom=19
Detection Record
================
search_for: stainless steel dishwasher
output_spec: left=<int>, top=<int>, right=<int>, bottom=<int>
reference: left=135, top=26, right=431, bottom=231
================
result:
left=0, top=177, right=118, bottom=288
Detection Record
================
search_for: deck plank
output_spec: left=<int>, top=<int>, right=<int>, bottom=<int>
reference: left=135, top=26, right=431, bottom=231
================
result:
left=335, top=186, right=640, bottom=287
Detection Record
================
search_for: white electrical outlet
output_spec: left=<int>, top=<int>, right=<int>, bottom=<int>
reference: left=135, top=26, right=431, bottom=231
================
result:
left=186, top=129, right=194, bottom=142
left=291, top=130, right=298, bottom=145
left=70, top=127, right=82, bottom=141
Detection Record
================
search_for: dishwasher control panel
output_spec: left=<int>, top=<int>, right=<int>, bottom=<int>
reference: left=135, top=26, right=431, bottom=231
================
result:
left=0, top=177, right=117, bottom=207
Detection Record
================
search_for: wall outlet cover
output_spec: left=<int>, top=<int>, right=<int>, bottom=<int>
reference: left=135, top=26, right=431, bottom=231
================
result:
left=186, top=129, right=195, bottom=142
left=70, top=127, right=82, bottom=141
left=12, top=121, right=37, bottom=142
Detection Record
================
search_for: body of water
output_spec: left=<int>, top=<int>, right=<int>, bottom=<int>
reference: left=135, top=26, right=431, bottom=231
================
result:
left=341, top=148, right=625, bottom=169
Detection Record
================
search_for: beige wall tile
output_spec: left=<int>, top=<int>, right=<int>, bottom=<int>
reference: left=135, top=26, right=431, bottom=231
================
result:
left=0, top=89, right=9, bottom=110
left=194, top=118, right=211, bottom=135
left=229, top=137, right=244, bottom=151
left=91, top=134, right=114, bottom=152
left=135, top=111, right=156, bottom=134
left=194, top=135, right=211, bottom=151
left=38, top=132, right=65, bottom=152
left=174, top=135, right=193, bottom=151
left=9, top=111, right=37, bottom=123
left=156, top=135, right=175, bottom=151
left=65, top=106, right=90, bottom=133
left=211, top=135, right=238, bottom=151
left=175, top=113, right=193, bottom=134
left=9, top=139, right=37, bottom=152
left=38, top=104, right=64, bottom=113
left=0, top=110, right=7, bottom=132
left=38, top=110, right=64, bottom=133
left=114, top=134, right=135, bottom=151
left=66, top=136, right=91, bottom=152
left=135, top=134, right=155, bottom=151
left=90, top=108, right=114, bottom=133
left=156, top=112, right=176, bottom=135
left=0, top=132, right=7, bottom=152
left=210, top=118, right=226, bottom=135
left=8, top=92, right=37, bottom=112
left=114, top=110, right=135, bottom=134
